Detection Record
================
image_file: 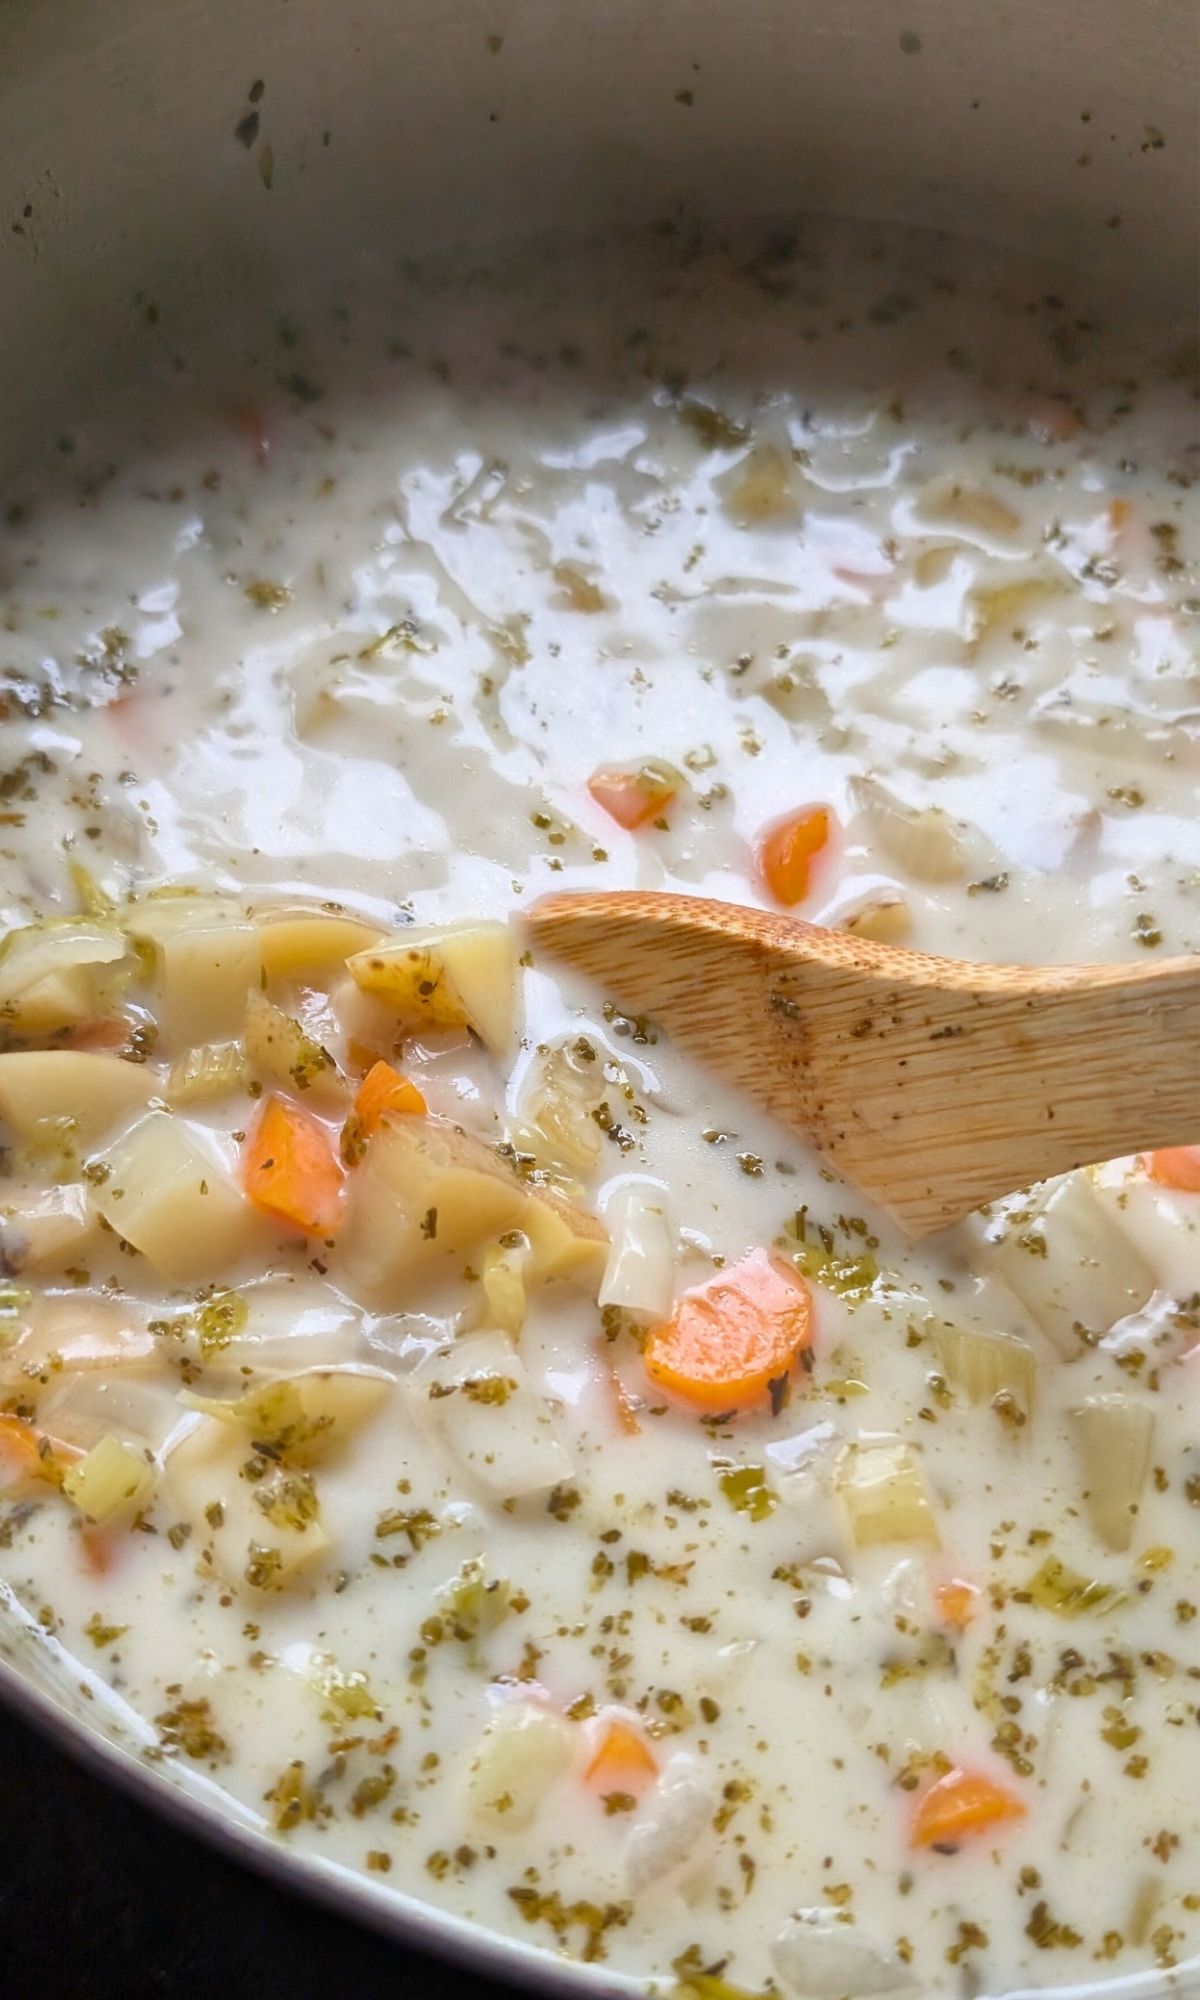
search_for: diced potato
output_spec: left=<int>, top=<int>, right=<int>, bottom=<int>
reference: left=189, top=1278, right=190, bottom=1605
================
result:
left=1073, top=1394, right=1155, bottom=1553
left=466, top=1701, right=573, bottom=1830
left=0, top=1182, right=97, bottom=1273
left=339, top=1116, right=604, bottom=1302
left=346, top=920, right=518, bottom=1054
left=253, top=906, right=386, bottom=981
left=0, top=919, right=133, bottom=1036
left=476, top=1238, right=528, bottom=1338
left=623, top=1759, right=715, bottom=1892
left=981, top=1172, right=1156, bottom=1355
left=840, top=891, right=913, bottom=945
left=125, top=894, right=261, bottom=1044
left=165, top=1413, right=331, bottom=1591
left=244, top=988, right=343, bottom=1103
left=409, top=1330, right=574, bottom=1501
left=181, top=1368, right=391, bottom=1465
left=91, top=1111, right=262, bottom=1285
left=61, top=1432, right=155, bottom=1524
left=0, top=1050, right=156, bottom=1148
left=835, top=1441, right=940, bottom=1547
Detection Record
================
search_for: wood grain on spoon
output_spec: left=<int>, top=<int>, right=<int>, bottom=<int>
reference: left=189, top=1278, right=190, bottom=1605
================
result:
left=526, top=891, right=1200, bottom=1238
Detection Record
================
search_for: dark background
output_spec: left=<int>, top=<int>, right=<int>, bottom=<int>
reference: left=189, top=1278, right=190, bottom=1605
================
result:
left=0, top=1703, right=512, bottom=2000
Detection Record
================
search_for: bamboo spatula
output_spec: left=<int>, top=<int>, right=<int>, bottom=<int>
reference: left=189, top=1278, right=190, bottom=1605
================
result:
left=526, top=890, right=1200, bottom=1238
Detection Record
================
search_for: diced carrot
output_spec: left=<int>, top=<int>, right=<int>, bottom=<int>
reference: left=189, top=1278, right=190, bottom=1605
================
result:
left=643, top=1248, right=813, bottom=1412
left=584, top=1718, right=659, bottom=1794
left=79, top=1525, right=118, bottom=1576
left=1145, top=1146, right=1200, bottom=1194
left=910, top=1767, right=1026, bottom=1851
left=242, top=1094, right=344, bottom=1235
left=587, top=761, right=679, bottom=831
left=0, top=1414, right=79, bottom=1494
left=592, top=1337, right=642, bottom=1436
left=757, top=804, right=832, bottom=907
left=934, top=1577, right=981, bottom=1632
left=354, top=1060, right=426, bottom=1135
left=1026, top=397, right=1081, bottom=444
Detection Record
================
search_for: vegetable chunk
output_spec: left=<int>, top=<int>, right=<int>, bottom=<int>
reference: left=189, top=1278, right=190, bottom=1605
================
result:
left=242, top=1096, right=344, bottom=1236
left=643, top=1248, right=813, bottom=1411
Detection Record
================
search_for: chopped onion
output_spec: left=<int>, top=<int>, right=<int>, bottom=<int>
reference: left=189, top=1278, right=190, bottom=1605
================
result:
left=466, top=1701, right=573, bottom=1830
left=518, top=1038, right=606, bottom=1176
left=0, top=918, right=133, bottom=1036
left=981, top=1172, right=1156, bottom=1355
left=0, top=1182, right=96, bottom=1273
left=772, top=1909, right=915, bottom=1997
left=42, top=1373, right=179, bottom=1452
left=476, top=1237, right=528, bottom=1339
left=408, top=1330, right=574, bottom=1502
left=598, top=1180, right=675, bottom=1319
left=930, top=1320, right=1036, bottom=1419
left=835, top=1441, right=940, bottom=1548
left=1073, top=1394, right=1155, bottom=1553
left=0, top=1293, right=157, bottom=1390
left=92, top=1110, right=263, bottom=1285
left=847, top=775, right=970, bottom=883
left=61, top=1433, right=155, bottom=1524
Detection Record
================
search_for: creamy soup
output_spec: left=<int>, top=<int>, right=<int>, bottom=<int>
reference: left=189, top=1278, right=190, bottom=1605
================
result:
left=0, top=222, right=1197, bottom=1999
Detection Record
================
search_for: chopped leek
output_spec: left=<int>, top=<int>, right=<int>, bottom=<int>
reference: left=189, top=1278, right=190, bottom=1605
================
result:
left=477, top=1237, right=528, bottom=1338
left=625, top=1764, right=714, bottom=1892
left=437, top=1554, right=512, bottom=1649
left=244, top=987, right=341, bottom=1101
left=835, top=1441, right=940, bottom=1548
left=981, top=1172, right=1156, bottom=1354
left=0, top=918, right=133, bottom=1036
left=61, top=1432, right=154, bottom=1523
left=1026, top=1555, right=1124, bottom=1619
left=519, top=1038, right=605, bottom=1175
left=180, top=1368, right=390, bottom=1464
left=165, top=1041, right=249, bottom=1107
left=1073, top=1395, right=1155, bottom=1553
left=598, top=1180, right=675, bottom=1319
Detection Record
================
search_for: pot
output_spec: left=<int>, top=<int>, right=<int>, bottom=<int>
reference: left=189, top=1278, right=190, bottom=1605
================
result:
left=0, top=4, right=1196, bottom=1994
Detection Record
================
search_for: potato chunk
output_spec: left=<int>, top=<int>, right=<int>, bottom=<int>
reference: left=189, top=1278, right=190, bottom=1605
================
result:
left=0, top=1182, right=97, bottom=1273
left=0, top=919, right=133, bottom=1036
left=346, top=920, right=517, bottom=1053
left=338, top=1116, right=605, bottom=1302
left=0, top=1050, right=156, bottom=1148
left=253, top=905, right=385, bottom=981
left=91, top=1111, right=261, bottom=1285
left=126, top=895, right=261, bottom=1044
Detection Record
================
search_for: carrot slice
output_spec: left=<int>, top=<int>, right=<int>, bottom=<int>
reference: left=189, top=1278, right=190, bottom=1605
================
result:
left=1145, top=1146, right=1200, bottom=1194
left=757, top=804, right=832, bottom=907
left=584, top=1719, right=659, bottom=1794
left=643, top=1248, right=813, bottom=1412
left=242, top=1094, right=344, bottom=1235
left=0, top=1414, right=79, bottom=1494
left=354, top=1060, right=426, bottom=1135
left=910, top=1767, right=1026, bottom=1850
left=588, top=761, right=679, bottom=831
left=934, top=1577, right=980, bottom=1632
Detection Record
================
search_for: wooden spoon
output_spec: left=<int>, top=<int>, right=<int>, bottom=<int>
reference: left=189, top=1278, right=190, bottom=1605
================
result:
left=526, top=890, right=1200, bottom=1238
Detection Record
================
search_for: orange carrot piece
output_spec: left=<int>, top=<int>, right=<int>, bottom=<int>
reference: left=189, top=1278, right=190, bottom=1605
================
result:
left=1145, top=1146, right=1200, bottom=1194
left=757, top=804, right=832, bottom=907
left=910, top=1767, right=1026, bottom=1850
left=242, top=1094, right=344, bottom=1235
left=79, top=1525, right=118, bottom=1576
left=934, top=1577, right=981, bottom=1632
left=588, top=762, right=679, bottom=831
left=354, top=1060, right=426, bottom=1135
left=592, top=1337, right=642, bottom=1436
left=643, top=1248, right=813, bottom=1412
left=0, top=1414, right=79, bottom=1494
left=584, top=1719, right=659, bottom=1794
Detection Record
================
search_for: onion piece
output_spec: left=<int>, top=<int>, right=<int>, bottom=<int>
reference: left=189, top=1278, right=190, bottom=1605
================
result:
left=599, top=1181, right=675, bottom=1320
left=165, top=1040, right=249, bottom=1107
left=1072, top=1394, right=1155, bottom=1553
left=980, top=1172, right=1156, bottom=1355
left=835, top=1441, right=940, bottom=1548
left=0, top=918, right=133, bottom=1036
left=847, top=775, right=970, bottom=884
left=244, top=988, right=343, bottom=1103
left=407, top=1330, right=573, bottom=1502
left=518, top=1038, right=605, bottom=1176
left=930, top=1320, right=1036, bottom=1419
left=772, top=1909, right=915, bottom=1997
left=0, top=1182, right=96, bottom=1274
left=0, top=1294, right=158, bottom=1390
left=179, top=1368, right=391, bottom=1465
left=40, top=1374, right=180, bottom=1453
